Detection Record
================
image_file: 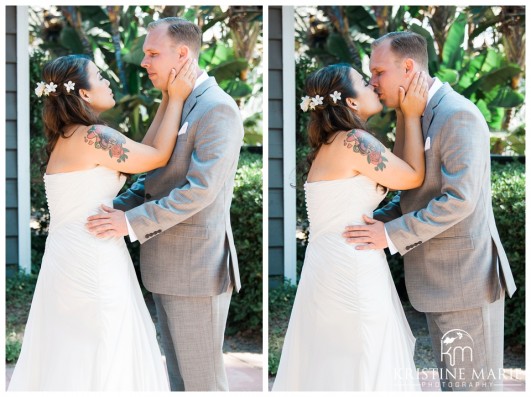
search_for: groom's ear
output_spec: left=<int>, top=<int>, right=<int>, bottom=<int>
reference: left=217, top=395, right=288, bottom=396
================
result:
left=177, top=45, right=190, bottom=59
left=404, top=58, right=415, bottom=76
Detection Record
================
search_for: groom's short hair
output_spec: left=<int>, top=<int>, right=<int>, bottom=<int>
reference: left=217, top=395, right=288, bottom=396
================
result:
left=372, top=31, right=428, bottom=70
left=147, top=17, right=202, bottom=56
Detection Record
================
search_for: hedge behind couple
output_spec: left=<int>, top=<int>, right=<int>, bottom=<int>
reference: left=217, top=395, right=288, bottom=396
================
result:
left=273, top=31, right=516, bottom=392
left=9, top=17, right=243, bottom=391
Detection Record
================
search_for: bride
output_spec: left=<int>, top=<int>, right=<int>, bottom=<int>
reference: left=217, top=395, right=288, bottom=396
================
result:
left=272, top=64, right=427, bottom=391
left=8, top=54, right=196, bottom=391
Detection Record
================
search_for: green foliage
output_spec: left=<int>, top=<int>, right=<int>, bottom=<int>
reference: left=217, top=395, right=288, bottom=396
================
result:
left=268, top=280, right=297, bottom=375
left=6, top=272, right=39, bottom=362
left=29, top=50, right=50, bottom=272
left=6, top=273, right=38, bottom=321
left=6, top=333, right=22, bottom=363
left=490, top=161, right=525, bottom=347
left=294, top=57, right=317, bottom=282
left=227, top=151, right=263, bottom=335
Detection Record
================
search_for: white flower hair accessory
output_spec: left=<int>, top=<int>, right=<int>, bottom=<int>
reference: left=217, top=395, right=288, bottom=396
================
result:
left=35, top=80, right=75, bottom=98
left=330, top=90, right=342, bottom=103
left=64, top=81, right=75, bottom=93
left=300, top=96, right=311, bottom=112
left=35, top=81, right=58, bottom=97
left=35, top=81, right=47, bottom=97
left=309, top=95, right=323, bottom=110
left=45, top=82, right=58, bottom=95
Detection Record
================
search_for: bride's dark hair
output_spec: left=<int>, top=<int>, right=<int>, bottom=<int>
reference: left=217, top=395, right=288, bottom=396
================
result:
left=40, top=55, right=106, bottom=167
left=302, top=63, right=366, bottom=179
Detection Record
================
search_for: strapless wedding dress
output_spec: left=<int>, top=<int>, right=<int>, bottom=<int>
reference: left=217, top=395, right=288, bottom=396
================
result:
left=272, top=175, right=420, bottom=391
left=8, top=166, right=169, bottom=391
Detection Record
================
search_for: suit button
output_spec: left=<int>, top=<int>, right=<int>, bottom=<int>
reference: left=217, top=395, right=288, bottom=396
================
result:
left=146, top=193, right=152, bottom=200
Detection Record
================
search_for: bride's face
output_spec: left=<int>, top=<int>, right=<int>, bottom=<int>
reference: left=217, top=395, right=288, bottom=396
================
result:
left=348, top=69, right=382, bottom=121
left=81, top=61, right=115, bottom=114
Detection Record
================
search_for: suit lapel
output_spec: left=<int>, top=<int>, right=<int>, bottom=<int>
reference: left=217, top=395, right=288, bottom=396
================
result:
left=422, top=83, right=453, bottom=140
left=180, top=77, right=217, bottom=125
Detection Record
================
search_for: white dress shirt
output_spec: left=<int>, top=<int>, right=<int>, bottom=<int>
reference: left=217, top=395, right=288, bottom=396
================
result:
left=126, top=70, right=208, bottom=242
left=384, top=77, right=443, bottom=254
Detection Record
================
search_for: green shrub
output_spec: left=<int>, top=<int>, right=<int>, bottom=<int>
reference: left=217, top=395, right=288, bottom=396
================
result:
left=6, top=272, right=38, bottom=363
left=226, top=151, right=263, bottom=335
left=490, top=160, right=525, bottom=347
left=268, top=280, right=297, bottom=375
left=6, top=333, right=22, bottom=363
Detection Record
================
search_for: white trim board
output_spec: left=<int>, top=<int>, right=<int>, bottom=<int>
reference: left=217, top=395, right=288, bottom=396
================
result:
left=281, top=6, right=296, bottom=285
left=17, top=6, right=31, bottom=274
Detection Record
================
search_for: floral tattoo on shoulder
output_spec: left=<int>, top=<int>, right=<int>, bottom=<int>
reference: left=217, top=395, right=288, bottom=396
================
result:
left=344, top=129, right=388, bottom=171
left=84, top=125, right=129, bottom=163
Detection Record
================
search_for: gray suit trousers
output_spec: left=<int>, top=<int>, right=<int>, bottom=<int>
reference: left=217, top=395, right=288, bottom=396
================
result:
left=153, top=286, right=233, bottom=391
left=425, top=292, right=505, bottom=391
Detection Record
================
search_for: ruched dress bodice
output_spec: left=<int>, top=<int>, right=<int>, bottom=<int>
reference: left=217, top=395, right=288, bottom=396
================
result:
left=45, top=166, right=125, bottom=234
left=305, top=175, right=387, bottom=242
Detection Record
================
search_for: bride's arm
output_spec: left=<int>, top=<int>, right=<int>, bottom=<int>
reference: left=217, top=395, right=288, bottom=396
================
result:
left=81, top=59, right=197, bottom=174
left=343, top=72, right=428, bottom=190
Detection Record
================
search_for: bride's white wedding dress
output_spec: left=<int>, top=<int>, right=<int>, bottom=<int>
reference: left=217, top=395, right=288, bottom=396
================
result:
left=8, top=166, right=169, bottom=391
left=272, top=175, right=420, bottom=391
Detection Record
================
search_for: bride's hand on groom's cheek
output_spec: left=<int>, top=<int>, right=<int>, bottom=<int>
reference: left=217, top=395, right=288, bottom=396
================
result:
left=86, top=204, right=128, bottom=238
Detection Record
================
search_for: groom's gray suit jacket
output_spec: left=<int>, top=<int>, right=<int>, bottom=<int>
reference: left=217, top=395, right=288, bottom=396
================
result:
left=114, top=77, right=243, bottom=297
left=375, top=83, right=516, bottom=313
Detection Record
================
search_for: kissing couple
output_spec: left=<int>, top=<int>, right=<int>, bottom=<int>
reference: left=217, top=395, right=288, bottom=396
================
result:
left=273, top=31, right=516, bottom=392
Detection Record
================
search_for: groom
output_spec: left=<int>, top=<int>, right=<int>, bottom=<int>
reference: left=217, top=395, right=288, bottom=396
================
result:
left=343, top=32, right=516, bottom=391
left=87, top=17, right=243, bottom=391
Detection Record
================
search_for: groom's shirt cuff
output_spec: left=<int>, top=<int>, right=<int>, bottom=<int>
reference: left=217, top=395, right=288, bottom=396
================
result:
left=384, top=226, right=398, bottom=255
left=125, top=214, right=138, bottom=243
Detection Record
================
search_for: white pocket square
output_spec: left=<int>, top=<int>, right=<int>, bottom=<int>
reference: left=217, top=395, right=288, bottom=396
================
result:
left=424, top=137, right=431, bottom=151
left=178, top=122, right=189, bottom=136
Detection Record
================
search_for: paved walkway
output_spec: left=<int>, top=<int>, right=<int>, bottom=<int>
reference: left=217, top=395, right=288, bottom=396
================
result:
left=6, top=351, right=263, bottom=391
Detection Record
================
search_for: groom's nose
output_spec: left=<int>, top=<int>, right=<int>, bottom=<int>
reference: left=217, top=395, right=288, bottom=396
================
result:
left=140, top=56, right=149, bottom=69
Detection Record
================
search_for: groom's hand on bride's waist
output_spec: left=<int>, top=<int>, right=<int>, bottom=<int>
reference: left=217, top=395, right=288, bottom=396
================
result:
left=86, top=204, right=128, bottom=238
left=342, top=214, right=388, bottom=250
